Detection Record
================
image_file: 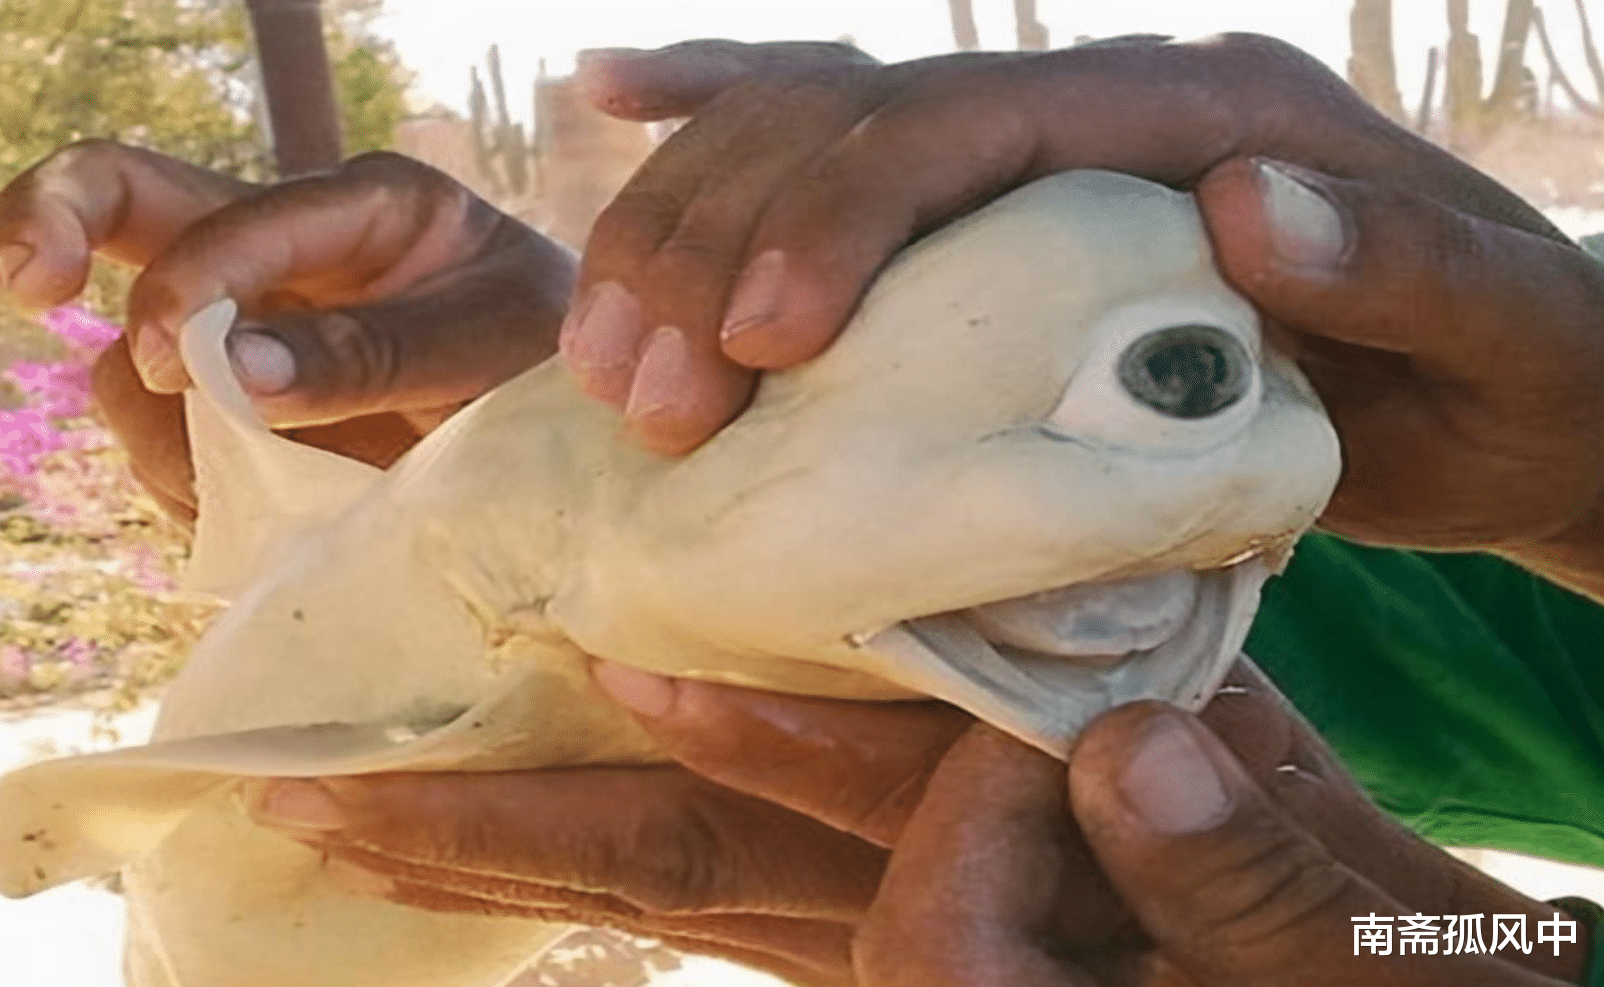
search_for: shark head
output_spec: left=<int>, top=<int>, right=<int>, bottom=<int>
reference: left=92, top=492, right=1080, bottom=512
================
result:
left=553, top=168, right=1340, bottom=751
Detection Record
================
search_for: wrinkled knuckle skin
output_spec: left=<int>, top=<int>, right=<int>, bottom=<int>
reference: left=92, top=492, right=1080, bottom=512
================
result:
left=288, top=312, right=400, bottom=412
left=645, top=233, right=740, bottom=299
left=588, top=190, right=684, bottom=263
left=616, top=792, right=725, bottom=914
left=1170, top=821, right=1359, bottom=980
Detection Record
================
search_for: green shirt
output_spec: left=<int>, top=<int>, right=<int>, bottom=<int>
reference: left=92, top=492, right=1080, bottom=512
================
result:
left=1249, top=533, right=1604, bottom=869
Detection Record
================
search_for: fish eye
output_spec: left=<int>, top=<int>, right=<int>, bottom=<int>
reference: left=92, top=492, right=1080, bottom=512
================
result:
left=1117, top=324, right=1250, bottom=419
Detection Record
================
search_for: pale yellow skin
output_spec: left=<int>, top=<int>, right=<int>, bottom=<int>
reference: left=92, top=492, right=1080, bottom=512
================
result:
left=0, top=170, right=1340, bottom=987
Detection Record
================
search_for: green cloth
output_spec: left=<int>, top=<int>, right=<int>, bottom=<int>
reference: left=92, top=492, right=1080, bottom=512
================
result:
left=1248, top=533, right=1604, bottom=869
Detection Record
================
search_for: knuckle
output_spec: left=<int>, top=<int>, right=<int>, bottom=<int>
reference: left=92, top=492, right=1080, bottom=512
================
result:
left=1204, top=31, right=1324, bottom=77
left=2, top=140, right=122, bottom=223
left=341, top=151, right=451, bottom=195
left=1175, top=823, right=1358, bottom=974
left=587, top=189, right=683, bottom=262
left=617, top=792, right=725, bottom=913
left=37, top=138, right=123, bottom=178
left=645, top=230, right=738, bottom=296
left=291, top=311, right=399, bottom=408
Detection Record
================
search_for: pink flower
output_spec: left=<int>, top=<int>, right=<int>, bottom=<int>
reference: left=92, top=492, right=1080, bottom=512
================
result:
left=41, top=306, right=121, bottom=355
left=58, top=637, right=97, bottom=668
left=0, top=407, right=65, bottom=479
left=0, top=646, right=28, bottom=685
left=122, top=544, right=176, bottom=593
left=7, top=360, right=93, bottom=420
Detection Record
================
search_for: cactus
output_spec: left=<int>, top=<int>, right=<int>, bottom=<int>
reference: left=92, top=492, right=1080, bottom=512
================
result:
left=466, top=44, right=535, bottom=203
left=1347, top=0, right=1405, bottom=123
left=1442, top=0, right=1540, bottom=148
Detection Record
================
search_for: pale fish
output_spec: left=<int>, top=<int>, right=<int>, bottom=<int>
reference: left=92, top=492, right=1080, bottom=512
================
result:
left=0, top=170, right=1342, bottom=987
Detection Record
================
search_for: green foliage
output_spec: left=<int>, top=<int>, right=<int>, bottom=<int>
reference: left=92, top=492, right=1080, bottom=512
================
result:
left=0, top=0, right=413, bottom=181
left=326, top=0, right=413, bottom=157
left=0, top=0, right=264, bottom=180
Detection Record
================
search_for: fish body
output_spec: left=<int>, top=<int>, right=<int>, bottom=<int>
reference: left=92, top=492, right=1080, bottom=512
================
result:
left=0, top=170, right=1341, bottom=987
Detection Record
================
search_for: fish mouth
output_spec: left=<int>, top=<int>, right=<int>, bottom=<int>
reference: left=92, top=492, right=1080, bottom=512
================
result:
left=847, top=559, right=1269, bottom=757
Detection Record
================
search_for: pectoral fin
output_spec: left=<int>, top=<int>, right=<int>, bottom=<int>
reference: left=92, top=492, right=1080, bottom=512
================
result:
left=178, top=300, right=385, bottom=600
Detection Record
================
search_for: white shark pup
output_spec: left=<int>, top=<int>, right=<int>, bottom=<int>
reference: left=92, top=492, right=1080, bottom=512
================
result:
left=0, top=169, right=1341, bottom=987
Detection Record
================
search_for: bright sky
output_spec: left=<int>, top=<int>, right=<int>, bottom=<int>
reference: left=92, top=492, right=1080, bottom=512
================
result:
left=376, top=0, right=1604, bottom=125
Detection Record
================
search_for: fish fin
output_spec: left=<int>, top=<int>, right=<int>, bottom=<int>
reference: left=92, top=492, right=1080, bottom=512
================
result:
left=178, top=300, right=384, bottom=600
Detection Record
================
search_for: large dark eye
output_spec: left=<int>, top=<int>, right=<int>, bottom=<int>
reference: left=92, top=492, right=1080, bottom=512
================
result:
left=1117, top=324, right=1250, bottom=419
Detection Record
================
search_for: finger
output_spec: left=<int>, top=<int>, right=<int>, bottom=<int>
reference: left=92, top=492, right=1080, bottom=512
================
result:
left=1198, top=660, right=1348, bottom=795
left=92, top=336, right=421, bottom=520
left=90, top=337, right=196, bottom=522
left=591, top=661, right=973, bottom=846
left=125, top=152, right=510, bottom=395
left=0, top=140, right=252, bottom=308
left=1196, top=157, right=1604, bottom=546
left=577, top=39, right=880, bottom=122
left=224, top=223, right=575, bottom=428
left=342, top=867, right=857, bottom=987
left=1070, top=702, right=1558, bottom=986
left=600, top=82, right=880, bottom=453
left=565, top=53, right=890, bottom=453
left=243, top=766, right=887, bottom=922
left=853, top=726, right=1109, bottom=987
left=1203, top=661, right=1587, bottom=983
left=717, top=33, right=1559, bottom=374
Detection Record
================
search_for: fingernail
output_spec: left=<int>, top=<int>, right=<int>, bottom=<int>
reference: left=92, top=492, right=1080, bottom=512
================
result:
left=592, top=660, right=676, bottom=718
left=1257, top=160, right=1349, bottom=271
left=560, top=281, right=644, bottom=375
left=228, top=330, right=297, bottom=396
left=721, top=250, right=786, bottom=342
left=244, top=779, right=348, bottom=831
left=625, top=325, right=691, bottom=421
left=131, top=326, right=186, bottom=394
left=1119, top=713, right=1233, bottom=834
left=0, top=243, right=33, bottom=291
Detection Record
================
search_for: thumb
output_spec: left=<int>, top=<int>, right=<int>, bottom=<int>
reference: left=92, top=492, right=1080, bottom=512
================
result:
left=219, top=235, right=572, bottom=429
left=1069, top=702, right=1553, bottom=986
left=576, top=39, right=880, bottom=121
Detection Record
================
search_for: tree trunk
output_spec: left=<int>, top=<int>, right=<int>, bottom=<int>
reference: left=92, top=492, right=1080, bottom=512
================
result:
left=1014, top=0, right=1049, bottom=50
left=948, top=0, right=980, bottom=51
left=244, top=0, right=344, bottom=176
left=1347, top=0, right=1405, bottom=122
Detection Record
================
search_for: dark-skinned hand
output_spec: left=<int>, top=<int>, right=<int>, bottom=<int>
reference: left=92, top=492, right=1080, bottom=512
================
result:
left=242, top=660, right=1593, bottom=987
left=0, top=144, right=575, bottom=523
left=565, top=35, right=1604, bottom=600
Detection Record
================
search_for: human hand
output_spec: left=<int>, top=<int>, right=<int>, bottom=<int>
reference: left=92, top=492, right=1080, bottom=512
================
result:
left=565, top=35, right=1604, bottom=584
left=241, top=684, right=973, bottom=987
left=243, top=661, right=1589, bottom=986
left=855, top=684, right=1593, bottom=986
left=0, top=142, right=573, bottom=522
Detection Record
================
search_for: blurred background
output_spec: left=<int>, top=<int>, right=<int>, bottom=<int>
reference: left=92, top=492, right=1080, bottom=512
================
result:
left=3, top=2, right=1604, bottom=985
